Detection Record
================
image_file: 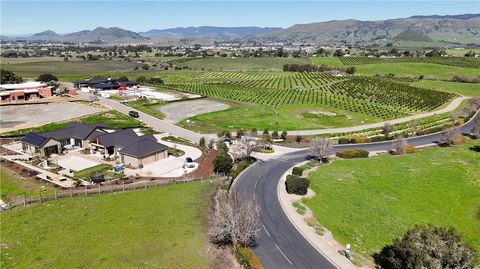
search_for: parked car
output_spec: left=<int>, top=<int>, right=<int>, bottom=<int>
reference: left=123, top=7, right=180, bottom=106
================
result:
left=128, top=111, right=139, bottom=118
left=185, top=157, right=195, bottom=168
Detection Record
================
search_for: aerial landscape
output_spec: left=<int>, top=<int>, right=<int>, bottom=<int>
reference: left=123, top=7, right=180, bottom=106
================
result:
left=0, top=1, right=479, bottom=268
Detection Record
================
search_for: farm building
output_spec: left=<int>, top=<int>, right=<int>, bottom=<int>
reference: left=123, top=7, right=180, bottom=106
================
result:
left=0, top=81, right=54, bottom=103
left=74, top=78, right=136, bottom=92
left=21, top=123, right=169, bottom=167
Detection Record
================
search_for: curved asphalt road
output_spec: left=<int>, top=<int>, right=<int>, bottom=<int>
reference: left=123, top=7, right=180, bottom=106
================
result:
left=232, top=111, right=479, bottom=269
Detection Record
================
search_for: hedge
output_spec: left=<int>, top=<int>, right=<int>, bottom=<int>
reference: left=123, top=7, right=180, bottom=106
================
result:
left=286, top=175, right=310, bottom=195
left=336, top=149, right=369, bottom=159
left=235, top=245, right=264, bottom=269
left=338, top=138, right=351, bottom=144
left=292, top=166, right=305, bottom=176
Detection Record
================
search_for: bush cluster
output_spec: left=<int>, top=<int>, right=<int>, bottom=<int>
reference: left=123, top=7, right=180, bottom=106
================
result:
left=235, top=245, right=264, bottom=269
left=292, top=167, right=305, bottom=176
left=285, top=174, right=310, bottom=195
left=283, top=63, right=355, bottom=74
left=336, top=149, right=369, bottom=159
left=404, top=144, right=416, bottom=154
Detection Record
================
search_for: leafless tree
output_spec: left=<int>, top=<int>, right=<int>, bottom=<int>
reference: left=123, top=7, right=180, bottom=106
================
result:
left=382, top=122, right=394, bottom=139
left=310, top=137, right=332, bottom=162
left=472, top=117, right=480, bottom=138
left=232, top=135, right=257, bottom=160
left=407, top=120, right=418, bottom=136
left=392, top=135, right=407, bottom=155
left=441, top=128, right=461, bottom=146
left=208, top=190, right=260, bottom=246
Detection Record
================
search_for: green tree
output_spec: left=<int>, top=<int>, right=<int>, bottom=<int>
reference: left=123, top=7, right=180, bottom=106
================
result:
left=36, top=73, right=58, bottom=82
left=213, top=154, right=233, bottom=174
left=373, top=225, right=477, bottom=269
left=280, top=131, right=288, bottom=140
left=199, top=137, right=206, bottom=148
left=1, top=69, right=23, bottom=84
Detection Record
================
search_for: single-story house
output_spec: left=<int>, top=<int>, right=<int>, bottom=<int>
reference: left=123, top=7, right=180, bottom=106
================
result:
left=21, top=123, right=169, bottom=168
left=0, top=82, right=54, bottom=103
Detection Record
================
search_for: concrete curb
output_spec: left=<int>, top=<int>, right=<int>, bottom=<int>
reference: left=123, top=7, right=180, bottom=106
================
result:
left=277, top=161, right=358, bottom=269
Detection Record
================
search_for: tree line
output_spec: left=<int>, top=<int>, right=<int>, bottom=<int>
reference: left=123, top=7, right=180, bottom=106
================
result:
left=283, top=63, right=356, bottom=74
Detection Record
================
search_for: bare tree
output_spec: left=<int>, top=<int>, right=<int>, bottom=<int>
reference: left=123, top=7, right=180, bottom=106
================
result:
left=232, top=135, right=257, bottom=160
left=407, top=120, right=418, bottom=136
left=310, top=137, right=332, bottom=162
left=441, top=128, right=461, bottom=146
left=472, top=117, right=480, bottom=138
left=392, top=135, right=407, bottom=155
left=382, top=122, right=394, bottom=139
left=209, top=190, right=260, bottom=246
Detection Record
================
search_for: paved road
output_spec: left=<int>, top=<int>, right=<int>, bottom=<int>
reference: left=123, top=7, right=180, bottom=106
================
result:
left=232, top=111, right=479, bottom=269
left=78, top=92, right=216, bottom=143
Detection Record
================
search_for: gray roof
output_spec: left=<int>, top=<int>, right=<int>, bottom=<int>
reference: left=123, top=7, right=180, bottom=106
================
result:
left=41, top=122, right=107, bottom=141
left=95, top=128, right=139, bottom=148
left=119, top=138, right=168, bottom=158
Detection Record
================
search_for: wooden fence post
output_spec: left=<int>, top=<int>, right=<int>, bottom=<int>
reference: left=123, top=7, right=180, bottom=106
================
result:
left=122, top=181, right=125, bottom=192
left=144, top=182, right=147, bottom=189
left=54, top=190, right=57, bottom=200
left=39, top=193, right=42, bottom=203
left=98, top=184, right=101, bottom=194
left=23, top=195, right=26, bottom=207
left=70, top=189, right=73, bottom=197
left=84, top=186, right=87, bottom=196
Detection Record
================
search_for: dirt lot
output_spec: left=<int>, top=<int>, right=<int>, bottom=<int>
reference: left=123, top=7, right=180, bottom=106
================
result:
left=156, top=99, right=229, bottom=122
left=0, top=102, right=103, bottom=132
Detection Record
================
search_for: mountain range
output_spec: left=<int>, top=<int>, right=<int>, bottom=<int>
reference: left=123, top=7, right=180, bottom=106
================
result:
left=2, top=14, right=479, bottom=45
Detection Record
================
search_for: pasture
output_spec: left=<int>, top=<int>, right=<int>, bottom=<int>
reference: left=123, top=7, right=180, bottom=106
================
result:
left=304, top=140, right=480, bottom=259
left=0, top=181, right=213, bottom=269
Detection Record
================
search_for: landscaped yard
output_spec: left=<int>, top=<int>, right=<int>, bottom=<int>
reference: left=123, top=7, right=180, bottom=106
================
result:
left=0, top=181, right=213, bottom=268
left=304, top=140, right=480, bottom=259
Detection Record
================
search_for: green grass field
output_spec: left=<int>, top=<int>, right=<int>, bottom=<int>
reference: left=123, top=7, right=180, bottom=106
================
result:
left=0, top=181, right=213, bottom=268
left=304, top=140, right=480, bottom=259
left=413, top=80, right=480, bottom=97
left=178, top=101, right=379, bottom=133
left=0, top=167, right=54, bottom=202
left=354, top=62, right=480, bottom=80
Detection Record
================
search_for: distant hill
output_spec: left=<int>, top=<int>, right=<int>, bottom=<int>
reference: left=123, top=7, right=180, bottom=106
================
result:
left=140, top=26, right=282, bottom=40
left=2, top=27, right=148, bottom=43
left=261, top=14, right=480, bottom=45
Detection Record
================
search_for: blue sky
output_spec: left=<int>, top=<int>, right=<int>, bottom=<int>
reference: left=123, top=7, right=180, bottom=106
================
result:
left=1, top=1, right=479, bottom=35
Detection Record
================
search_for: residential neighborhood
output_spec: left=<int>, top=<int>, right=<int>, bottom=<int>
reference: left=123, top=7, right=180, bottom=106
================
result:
left=1, top=2, right=480, bottom=269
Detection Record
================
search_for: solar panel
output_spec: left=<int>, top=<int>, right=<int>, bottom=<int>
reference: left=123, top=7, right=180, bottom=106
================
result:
left=21, top=132, right=48, bottom=147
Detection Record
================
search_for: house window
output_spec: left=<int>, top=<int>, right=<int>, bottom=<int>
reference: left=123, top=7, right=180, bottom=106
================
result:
left=60, top=139, right=70, bottom=146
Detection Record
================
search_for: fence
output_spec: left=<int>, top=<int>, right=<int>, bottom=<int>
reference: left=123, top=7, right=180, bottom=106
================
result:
left=5, top=174, right=226, bottom=209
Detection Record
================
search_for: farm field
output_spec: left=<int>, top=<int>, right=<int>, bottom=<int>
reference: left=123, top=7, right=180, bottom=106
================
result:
left=354, top=62, right=480, bottom=80
left=413, top=80, right=480, bottom=97
left=304, top=140, right=480, bottom=259
left=336, top=56, right=480, bottom=69
left=0, top=181, right=213, bottom=269
left=173, top=57, right=312, bottom=71
left=3, top=60, right=142, bottom=76
left=159, top=71, right=456, bottom=132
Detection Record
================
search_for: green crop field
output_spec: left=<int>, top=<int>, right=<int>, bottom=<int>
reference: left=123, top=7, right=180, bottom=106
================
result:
left=0, top=181, right=213, bottom=269
left=173, top=57, right=312, bottom=71
left=337, top=57, right=480, bottom=69
left=304, top=140, right=480, bottom=259
left=413, top=80, right=480, bottom=97
left=3, top=60, right=142, bottom=76
left=157, top=71, right=456, bottom=132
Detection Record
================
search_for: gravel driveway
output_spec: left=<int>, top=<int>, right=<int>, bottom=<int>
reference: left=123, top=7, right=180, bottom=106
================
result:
left=156, top=99, right=229, bottom=122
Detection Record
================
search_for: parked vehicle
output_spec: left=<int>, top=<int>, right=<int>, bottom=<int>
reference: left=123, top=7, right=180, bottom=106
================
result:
left=128, top=111, right=139, bottom=118
left=185, top=157, right=195, bottom=168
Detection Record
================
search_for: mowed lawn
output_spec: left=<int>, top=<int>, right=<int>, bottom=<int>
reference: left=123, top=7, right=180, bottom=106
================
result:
left=0, top=167, right=54, bottom=202
left=354, top=62, right=479, bottom=80
left=413, top=80, right=480, bottom=97
left=1, top=181, right=213, bottom=269
left=304, top=140, right=480, bottom=258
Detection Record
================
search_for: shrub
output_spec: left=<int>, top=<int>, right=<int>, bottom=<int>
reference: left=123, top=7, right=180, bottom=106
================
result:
left=404, top=144, right=416, bottom=154
left=213, top=154, right=233, bottom=174
left=280, top=131, right=288, bottom=140
left=370, top=136, right=386, bottom=142
left=235, top=245, right=264, bottom=269
left=350, top=136, right=372, bottom=144
left=338, top=138, right=350, bottom=144
left=37, top=73, right=58, bottom=82
left=454, top=118, right=465, bottom=126
left=199, top=137, right=206, bottom=148
left=296, top=135, right=303, bottom=143
left=373, top=225, right=476, bottom=269
left=292, top=166, right=305, bottom=176
left=336, top=149, right=369, bottom=159
left=285, top=175, right=310, bottom=195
